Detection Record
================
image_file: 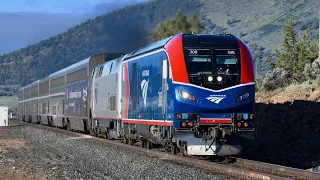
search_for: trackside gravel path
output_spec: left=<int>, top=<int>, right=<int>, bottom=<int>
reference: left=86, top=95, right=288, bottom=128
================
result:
left=0, top=120, right=233, bottom=180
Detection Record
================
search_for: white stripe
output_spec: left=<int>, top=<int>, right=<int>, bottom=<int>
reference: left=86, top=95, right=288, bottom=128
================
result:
left=18, top=92, right=65, bottom=103
left=173, top=81, right=255, bottom=92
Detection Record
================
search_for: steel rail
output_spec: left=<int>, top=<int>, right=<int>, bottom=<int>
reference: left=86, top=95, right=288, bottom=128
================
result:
left=234, top=158, right=320, bottom=180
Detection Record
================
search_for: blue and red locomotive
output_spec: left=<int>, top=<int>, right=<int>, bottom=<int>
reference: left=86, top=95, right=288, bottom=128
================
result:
left=18, top=33, right=256, bottom=156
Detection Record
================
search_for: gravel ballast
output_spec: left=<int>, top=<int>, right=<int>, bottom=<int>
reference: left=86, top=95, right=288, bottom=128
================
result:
left=0, top=120, right=231, bottom=180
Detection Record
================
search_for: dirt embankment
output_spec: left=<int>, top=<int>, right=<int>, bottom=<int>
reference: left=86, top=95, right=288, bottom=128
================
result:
left=0, top=136, right=45, bottom=180
left=242, top=87, right=320, bottom=170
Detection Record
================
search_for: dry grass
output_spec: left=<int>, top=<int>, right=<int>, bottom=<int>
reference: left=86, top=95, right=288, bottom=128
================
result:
left=0, top=165, right=46, bottom=180
left=0, top=139, right=26, bottom=149
left=0, top=139, right=43, bottom=180
left=284, top=81, right=320, bottom=91
left=256, top=84, right=320, bottom=104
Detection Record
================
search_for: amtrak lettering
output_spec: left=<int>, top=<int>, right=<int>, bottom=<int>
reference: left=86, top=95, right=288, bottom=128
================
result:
left=65, top=78, right=88, bottom=117
left=68, top=87, right=88, bottom=101
left=69, top=91, right=82, bottom=99
left=142, top=70, right=149, bottom=77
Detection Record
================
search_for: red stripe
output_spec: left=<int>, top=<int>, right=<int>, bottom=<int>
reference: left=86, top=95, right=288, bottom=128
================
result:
left=122, top=119, right=173, bottom=126
left=164, top=35, right=189, bottom=83
left=237, top=38, right=255, bottom=84
left=200, top=118, right=232, bottom=124
left=124, top=62, right=130, bottom=118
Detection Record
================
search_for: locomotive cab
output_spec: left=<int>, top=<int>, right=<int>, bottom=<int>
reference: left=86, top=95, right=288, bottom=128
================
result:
left=166, top=34, right=256, bottom=156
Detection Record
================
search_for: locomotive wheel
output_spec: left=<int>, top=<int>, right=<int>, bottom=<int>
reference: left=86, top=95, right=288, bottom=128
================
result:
left=66, top=121, right=71, bottom=131
left=146, top=140, right=152, bottom=149
left=181, top=147, right=187, bottom=157
left=124, top=137, right=129, bottom=144
left=128, top=138, right=134, bottom=145
left=105, top=131, right=109, bottom=139
left=140, top=140, right=146, bottom=148
left=89, top=129, right=96, bottom=136
left=108, top=134, right=113, bottom=140
left=171, top=144, right=177, bottom=155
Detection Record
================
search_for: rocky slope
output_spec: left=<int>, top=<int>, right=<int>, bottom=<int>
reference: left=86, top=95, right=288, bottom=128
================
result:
left=242, top=86, right=320, bottom=170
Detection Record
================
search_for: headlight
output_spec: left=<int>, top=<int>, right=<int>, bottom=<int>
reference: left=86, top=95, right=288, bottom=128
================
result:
left=180, top=90, right=197, bottom=102
left=236, top=92, right=249, bottom=102
left=217, top=76, right=223, bottom=82
left=182, top=91, right=189, bottom=99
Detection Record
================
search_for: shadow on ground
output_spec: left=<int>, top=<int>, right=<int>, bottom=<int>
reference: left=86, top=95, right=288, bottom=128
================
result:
left=241, top=100, right=320, bottom=169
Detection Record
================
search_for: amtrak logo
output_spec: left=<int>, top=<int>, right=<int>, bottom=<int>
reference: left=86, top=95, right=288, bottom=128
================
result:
left=206, top=95, right=226, bottom=104
left=141, top=79, right=149, bottom=107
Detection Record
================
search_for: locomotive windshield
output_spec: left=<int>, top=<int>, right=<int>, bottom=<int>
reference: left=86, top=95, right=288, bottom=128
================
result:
left=215, top=55, right=239, bottom=75
left=184, top=48, right=241, bottom=90
left=186, top=50, right=212, bottom=75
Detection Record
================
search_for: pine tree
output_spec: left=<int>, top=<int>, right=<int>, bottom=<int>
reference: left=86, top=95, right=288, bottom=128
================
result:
left=188, top=13, right=204, bottom=33
left=275, top=20, right=298, bottom=72
left=297, top=29, right=309, bottom=77
left=274, top=20, right=318, bottom=82
left=153, top=11, right=204, bottom=41
left=171, top=11, right=190, bottom=34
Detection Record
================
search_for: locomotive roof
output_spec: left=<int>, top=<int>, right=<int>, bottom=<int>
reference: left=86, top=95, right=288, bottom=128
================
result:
left=182, top=33, right=239, bottom=48
left=94, top=57, right=121, bottom=68
left=123, top=33, right=239, bottom=60
left=124, top=36, right=173, bottom=60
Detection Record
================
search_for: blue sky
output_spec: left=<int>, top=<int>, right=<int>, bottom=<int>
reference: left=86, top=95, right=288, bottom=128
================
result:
left=0, top=0, right=145, bottom=13
left=0, top=0, right=148, bottom=54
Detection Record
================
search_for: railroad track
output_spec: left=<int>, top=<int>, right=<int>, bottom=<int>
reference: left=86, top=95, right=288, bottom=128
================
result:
left=12, top=120, right=320, bottom=180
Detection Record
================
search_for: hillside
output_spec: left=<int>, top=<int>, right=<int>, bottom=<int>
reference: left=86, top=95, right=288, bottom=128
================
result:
left=242, top=86, right=320, bottom=170
left=198, top=0, right=320, bottom=77
left=0, top=0, right=319, bottom=89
